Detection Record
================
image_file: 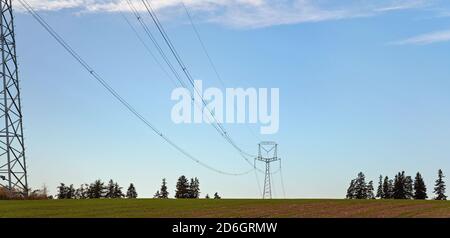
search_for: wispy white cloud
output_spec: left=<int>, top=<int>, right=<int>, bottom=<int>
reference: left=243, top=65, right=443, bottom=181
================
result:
left=23, top=0, right=87, bottom=11
left=374, top=0, right=430, bottom=12
left=20, top=0, right=437, bottom=28
left=390, top=29, right=450, bottom=45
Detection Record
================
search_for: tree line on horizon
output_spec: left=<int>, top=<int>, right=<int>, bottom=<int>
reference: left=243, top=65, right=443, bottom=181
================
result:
left=154, top=176, right=221, bottom=199
left=346, top=169, right=447, bottom=200
left=57, top=180, right=137, bottom=199
left=55, top=176, right=221, bottom=200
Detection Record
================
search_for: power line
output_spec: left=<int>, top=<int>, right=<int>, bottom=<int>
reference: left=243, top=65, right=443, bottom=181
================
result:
left=123, top=0, right=239, bottom=143
left=18, top=0, right=254, bottom=177
left=181, top=2, right=226, bottom=89
left=253, top=159, right=263, bottom=197
left=181, top=1, right=264, bottom=143
left=120, top=13, right=179, bottom=88
left=140, top=0, right=225, bottom=133
left=125, top=2, right=230, bottom=146
left=125, top=0, right=261, bottom=172
left=279, top=159, right=287, bottom=198
left=140, top=0, right=261, bottom=171
left=125, top=1, right=264, bottom=189
left=125, top=0, right=187, bottom=89
left=124, top=0, right=227, bottom=140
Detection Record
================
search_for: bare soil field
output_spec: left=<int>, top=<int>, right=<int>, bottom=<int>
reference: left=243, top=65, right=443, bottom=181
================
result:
left=1, top=199, right=450, bottom=218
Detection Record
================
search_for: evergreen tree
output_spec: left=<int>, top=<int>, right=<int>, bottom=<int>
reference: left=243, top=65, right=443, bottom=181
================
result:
left=376, top=175, right=384, bottom=199
left=175, top=175, right=190, bottom=199
left=113, top=183, right=124, bottom=198
left=57, top=183, right=67, bottom=199
left=205, top=194, right=210, bottom=199
left=105, top=179, right=115, bottom=198
left=154, top=190, right=161, bottom=199
left=67, top=184, right=75, bottom=199
left=387, top=179, right=394, bottom=199
left=382, top=176, right=391, bottom=199
left=393, top=172, right=407, bottom=199
left=354, top=172, right=367, bottom=199
left=367, top=181, right=375, bottom=199
left=413, top=172, right=427, bottom=200
left=126, top=183, right=138, bottom=199
left=214, top=192, right=221, bottom=199
left=88, top=180, right=105, bottom=199
left=404, top=176, right=413, bottom=199
left=160, top=178, right=169, bottom=199
left=75, top=185, right=83, bottom=199
left=434, top=169, right=447, bottom=200
left=188, top=177, right=200, bottom=199
left=75, top=184, right=88, bottom=199
left=346, top=179, right=356, bottom=199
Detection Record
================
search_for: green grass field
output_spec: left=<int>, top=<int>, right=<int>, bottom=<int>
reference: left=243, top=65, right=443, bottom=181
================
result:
left=1, top=199, right=450, bottom=218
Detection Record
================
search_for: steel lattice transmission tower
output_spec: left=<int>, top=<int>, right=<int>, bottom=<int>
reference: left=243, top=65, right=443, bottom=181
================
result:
left=0, top=0, right=28, bottom=195
left=255, top=142, right=280, bottom=199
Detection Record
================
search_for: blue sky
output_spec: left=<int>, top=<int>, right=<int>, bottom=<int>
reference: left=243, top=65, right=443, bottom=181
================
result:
left=15, top=0, right=450, bottom=198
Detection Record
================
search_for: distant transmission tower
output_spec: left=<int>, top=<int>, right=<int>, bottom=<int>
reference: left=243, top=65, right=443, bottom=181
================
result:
left=255, top=142, right=280, bottom=199
left=0, top=0, right=28, bottom=195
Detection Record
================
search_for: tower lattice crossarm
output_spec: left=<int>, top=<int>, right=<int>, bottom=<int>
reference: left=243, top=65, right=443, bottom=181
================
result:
left=0, top=0, right=28, bottom=196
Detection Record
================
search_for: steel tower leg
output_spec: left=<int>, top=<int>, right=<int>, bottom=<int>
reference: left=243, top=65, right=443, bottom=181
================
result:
left=263, top=162, right=272, bottom=199
left=0, top=0, right=28, bottom=196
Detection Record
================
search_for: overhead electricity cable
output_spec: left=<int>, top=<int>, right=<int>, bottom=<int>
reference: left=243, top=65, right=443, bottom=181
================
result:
left=279, top=159, right=287, bottom=198
left=120, top=13, right=179, bottom=88
left=181, top=1, right=264, bottom=143
left=253, top=159, right=263, bottom=197
left=141, top=0, right=227, bottom=136
left=140, top=0, right=261, bottom=171
left=18, top=0, right=254, bottom=176
left=181, top=2, right=226, bottom=88
left=125, top=0, right=226, bottom=142
left=124, top=0, right=226, bottom=137
left=124, top=0, right=187, bottom=89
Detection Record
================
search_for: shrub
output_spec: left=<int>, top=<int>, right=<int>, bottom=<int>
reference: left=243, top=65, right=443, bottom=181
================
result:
left=0, top=186, right=49, bottom=200
left=0, top=187, right=22, bottom=200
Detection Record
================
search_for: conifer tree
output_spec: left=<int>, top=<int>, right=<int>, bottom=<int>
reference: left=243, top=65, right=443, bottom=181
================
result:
left=175, top=175, right=190, bottom=199
left=367, top=181, right=375, bottom=199
left=382, top=176, right=391, bottom=199
left=160, top=178, right=169, bottom=199
left=126, top=183, right=138, bottom=199
left=434, top=169, right=447, bottom=200
left=214, top=192, right=221, bottom=199
left=188, top=177, right=200, bottom=199
left=105, top=179, right=115, bottom=198
left=346, top=179, right=356, bottom=199
left=205, top=194, right=210, bottom=199
left=404, top=176, right=413, bottom=199
left=413, top=172, right=427, bottom=200
left=75, top=184, right=88, bottom=199
left=88, top=180, right=105, bottom=199
left=113, top=183, right=124, bottom=198
left=67, top=184, right=75, bottom=199
left=57, top=183, right=67, bottom=199
left=56, top=183, right=75, bottom=199
left=75, top=185, right=84, bottom=199
left=376, top=175, right=384, bottom=199
left=154, top=190, right=161, bottom=199
left=387, top=179, right=394, bottom=199
left=354, top=172, right=367, bottom=199
left=393, top=172, right=407, bottom=199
